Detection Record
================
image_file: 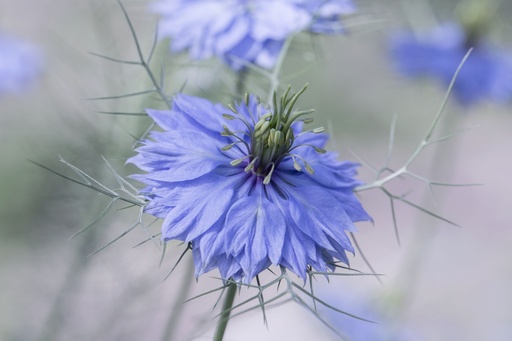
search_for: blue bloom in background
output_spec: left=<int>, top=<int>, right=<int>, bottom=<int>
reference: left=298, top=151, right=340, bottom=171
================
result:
left=322, top=289, right=420, bottom=341
left=390, top=23, right=512, bottom=105
left=128, top=88, right=371, bottom=283
left=303, top=0, right=356, bottom=33
left=0, top=33, right=42, bottom=96
left=151, top=0, right=355, bottom=70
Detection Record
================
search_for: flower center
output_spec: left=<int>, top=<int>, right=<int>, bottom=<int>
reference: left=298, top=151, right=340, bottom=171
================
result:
left=223, top=84, right=327, bottom=184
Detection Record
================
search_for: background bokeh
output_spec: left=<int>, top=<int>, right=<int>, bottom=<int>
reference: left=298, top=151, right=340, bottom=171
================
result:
left=1, top=0, right=511, bottom=340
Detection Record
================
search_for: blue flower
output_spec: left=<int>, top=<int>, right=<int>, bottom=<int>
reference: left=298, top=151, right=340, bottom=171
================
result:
left=390, top=23, right=512, bottom=105
left=322, top=288, right=421, bottom=341
left=0, top=33, right=42, bottom=96
left=151, top=0, right=355, bottom=70
left=302, top=0, right=356, bottom=33
left=128, top=87, right=371, bottom=283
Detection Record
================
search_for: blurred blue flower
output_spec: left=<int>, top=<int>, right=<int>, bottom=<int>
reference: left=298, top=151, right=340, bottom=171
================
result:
left=303, top=0, right=356, bottom=33
left=151, top=0, right=355, bottom=70
left=323, top=290, right=419, bottom=341
left=128, top=88, right=370, bottom=283
left=0, top=33, right=42, bottom=96
left=390, top=23, right=512, bottom=105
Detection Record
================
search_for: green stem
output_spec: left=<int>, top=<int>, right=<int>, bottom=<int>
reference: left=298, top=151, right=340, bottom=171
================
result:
left=213, top=282, right=237, bottom=341
left=267, top=36, right=294, bottom=103
left=235, top=68, right=248, bottom=99
left=37, top=229, right=98, bottom=341
left=161, top=255, right=195, bottom=341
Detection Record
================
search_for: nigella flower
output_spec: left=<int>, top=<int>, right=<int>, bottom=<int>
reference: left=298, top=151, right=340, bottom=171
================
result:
left=322, top=288, right=421, bottom=341
left=151, top=0, right=355, bottom=70
left=390, top=23, right=512, bottom=105
left=129, top=86, right=371, bottom=283
left=0, top=33, right=42, bottom=96
left=303, top=0, right=357, bottom=34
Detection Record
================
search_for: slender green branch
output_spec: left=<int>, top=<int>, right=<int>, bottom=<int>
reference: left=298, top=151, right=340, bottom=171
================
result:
left=355, top=49, right=474, bottom=197
left=116, top=0, right=172, bottom=109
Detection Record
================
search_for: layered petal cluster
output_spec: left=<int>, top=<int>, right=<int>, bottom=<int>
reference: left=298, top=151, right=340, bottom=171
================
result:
left=151, top=0, right=355, bottom=70
left=0, top=33, right=42, bottom=96
left=129, top=92, right=370, bottom=283
left=390, top=23, right=512, bottom=105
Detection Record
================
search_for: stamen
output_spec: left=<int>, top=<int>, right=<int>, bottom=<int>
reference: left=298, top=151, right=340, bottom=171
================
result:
left=289, top=143, right=326, bottom=154
left=292, top=156, right=302, bottom=172
left=244, top=157, right=258, bottom=173
left=222, top=144, right=234, bottom=151
left=314, top=147, right=326, bottom=154
left=222, top=113, right=235, bottom=120
left=254, top=120, right=270, bottom=138
left=305, top=163, right=315, bottom=175
left=230, top=155, right=251, bottom=166
left=273, top=130, right=283, bottom=146
left=225, top=85, right=324, bottom=184
left=263, top=163, right=275, bottom=185
left=222, top=125, right=234, bottom=136
left=227, top=103, right=238, bottom=114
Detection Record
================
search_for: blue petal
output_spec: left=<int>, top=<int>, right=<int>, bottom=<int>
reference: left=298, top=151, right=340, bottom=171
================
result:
left=225, top=181, right=286, bottom=280
left=280, top=226, right=310, bottom=279
left=250, top=1, right=310, bottom=41
left=275, top=178, right=357, bottom=252
left=213, top=15, right=250, bottom=54
left=173, top=94, right=226, bottom=132
left=133, top=130, right=232, bottom=182
left=161, top=173, right=238, bottom=241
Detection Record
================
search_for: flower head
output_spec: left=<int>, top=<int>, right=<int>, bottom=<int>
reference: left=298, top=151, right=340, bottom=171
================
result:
left=0, top=33, right=41, bottom=95
left=151, top=0, right=355, bottom=70
left=389, top=23, right=512, bottom=105
left=322, top=288, right=421, bottom=341
left=0, top=33, right=42, bottom=96
left=129, top=86, right=370, bottom=283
